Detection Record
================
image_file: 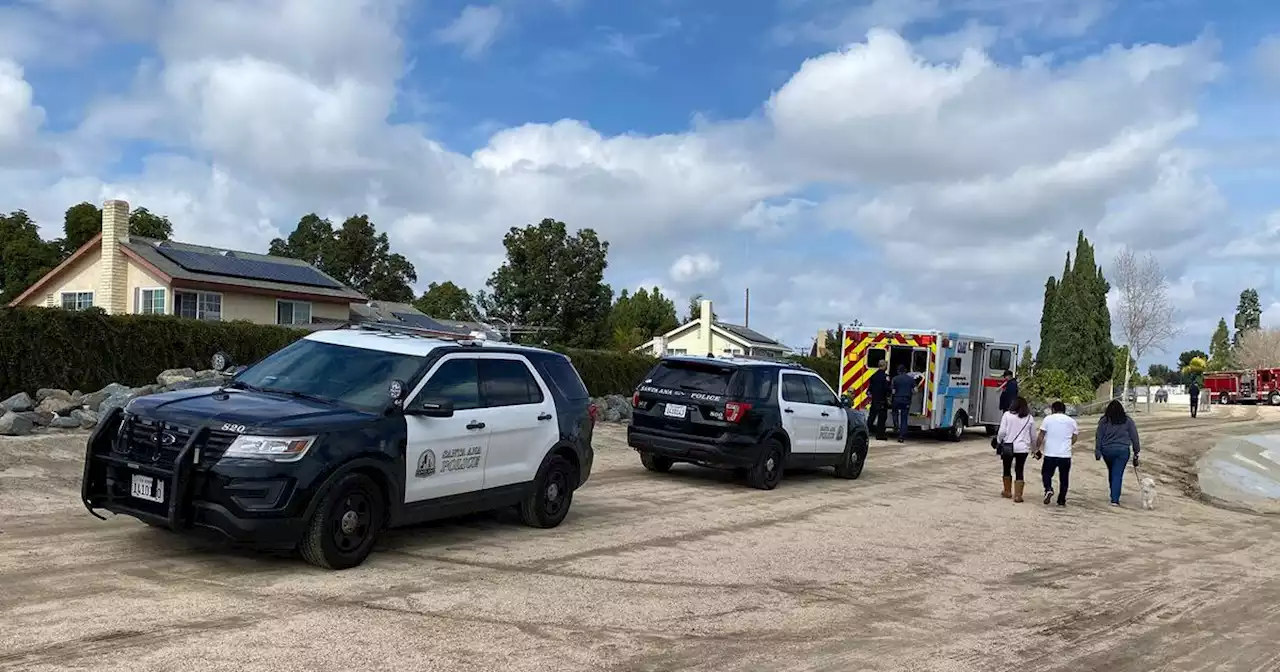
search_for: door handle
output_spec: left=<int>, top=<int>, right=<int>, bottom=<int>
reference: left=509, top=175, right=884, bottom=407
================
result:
left=821, top=412, right=830, bottom=417
left=784, top=408, right=794, bottom=413
left=466, top=421, right=486, bottom=430
left=537, top=413, right=553, bottom=421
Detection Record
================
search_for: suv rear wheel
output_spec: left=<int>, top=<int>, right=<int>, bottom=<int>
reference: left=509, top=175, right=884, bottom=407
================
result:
left=640, top=452, right=674, bottom=473
left=300, top=472, right=384, bottom=570
left=747, top=438, right=785, bottom=490
left=519, top=454, right=576, bottom=528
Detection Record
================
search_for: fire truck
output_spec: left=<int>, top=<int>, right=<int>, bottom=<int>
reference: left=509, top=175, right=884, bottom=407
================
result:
left=838, top=328, right=1018, bottom=441
left=1202, top=369, right=1280, bottom=405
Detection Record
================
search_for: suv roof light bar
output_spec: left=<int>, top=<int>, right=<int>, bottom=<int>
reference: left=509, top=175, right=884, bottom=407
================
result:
left=337, top=321, right=484, bottom=346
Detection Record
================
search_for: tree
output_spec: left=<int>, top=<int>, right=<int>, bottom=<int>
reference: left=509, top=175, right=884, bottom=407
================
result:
left=1233, top=288, right=1262, bottom=348
left=1037, top=231, right=1113, bottom=388
left=685, top=294, right=719, bottom=324
left=1111, top=247, right=1178, bottom=406
left=1113, top=345, right=1138, bottom=391
left=0, top=210, right=62, bottom=304
left=1036, top=276, right=1059, bottom=365
left=269, top=213, right=416, bottom=302
left=480, top=218, right=613, bottom=348
left=1019, top=341, right=1034, bottom=374
left=413, top=281, right=477, bottom=320
left=62, top=202, right=102, bottom=253
left=128, top=207, right=174, bottom=240
left=1178, top=350, right=1208, bottom=371
left=1234, top=328, right=1280, bottom=370
left=1147, top=364, right=1175, bottom=385
left=609, top=287, right=679, bottom=350
left=1209, top=318, right=1233, bottom=371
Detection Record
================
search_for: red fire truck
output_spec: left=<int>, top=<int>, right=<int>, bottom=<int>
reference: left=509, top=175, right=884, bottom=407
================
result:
left=1202, top=369, right=1280, bottom=405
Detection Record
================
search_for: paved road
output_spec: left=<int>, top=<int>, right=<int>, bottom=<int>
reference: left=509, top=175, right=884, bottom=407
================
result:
left=2, top=407, right=1279, bottom=671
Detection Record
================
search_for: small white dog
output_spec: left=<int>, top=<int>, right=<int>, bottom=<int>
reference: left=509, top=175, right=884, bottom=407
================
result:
left=1139, top=473, right=1157, bottom=510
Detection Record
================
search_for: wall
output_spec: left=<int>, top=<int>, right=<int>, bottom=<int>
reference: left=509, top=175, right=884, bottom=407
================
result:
left=214, top=291, right=350, bottom=324
left=19, top=243, right=102, bottom=307
left=125, top=262, right=170, bottom=313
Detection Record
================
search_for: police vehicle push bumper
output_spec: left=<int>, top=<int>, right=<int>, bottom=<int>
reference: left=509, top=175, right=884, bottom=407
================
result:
left=82, top=407, right=319, bottom=550
left=626, top=425, right=764, bottom=469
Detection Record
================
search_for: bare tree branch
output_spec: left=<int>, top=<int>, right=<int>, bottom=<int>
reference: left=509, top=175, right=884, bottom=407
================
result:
left=1235, top=328, right=1280, bottom=370
left=1111, top=247, right=1181, bottom=405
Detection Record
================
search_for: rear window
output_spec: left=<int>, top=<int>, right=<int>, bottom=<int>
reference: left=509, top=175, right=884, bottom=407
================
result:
left=647, top=360, right=736, bottom=395
left=533, top=355, right=590, bottom=400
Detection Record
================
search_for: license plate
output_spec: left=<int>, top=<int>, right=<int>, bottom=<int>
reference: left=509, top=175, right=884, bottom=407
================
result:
left=664, top=403, right=688, bottom=419
left=130, top=474, right=165, bottom=503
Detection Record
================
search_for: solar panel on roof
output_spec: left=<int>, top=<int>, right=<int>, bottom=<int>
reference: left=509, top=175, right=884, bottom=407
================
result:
left=154, top=247, right=345, bottom=289
left=391, top=312, right=463, bottom=333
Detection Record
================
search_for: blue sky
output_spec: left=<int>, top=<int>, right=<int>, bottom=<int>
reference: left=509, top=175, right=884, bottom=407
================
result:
left=2, top=0, right=1279, bottom=366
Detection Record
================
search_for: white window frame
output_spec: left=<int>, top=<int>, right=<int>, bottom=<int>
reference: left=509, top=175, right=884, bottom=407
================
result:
left=61, top=291, right=94, bottom=311
left=174, top=290, right=223, bottom=321
left=276, top=299, right=313, bottom=326
left=135, top=287, right=167, bottom=315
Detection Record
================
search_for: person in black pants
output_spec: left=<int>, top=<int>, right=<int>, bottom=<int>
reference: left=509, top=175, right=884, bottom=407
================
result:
left=1188, top=380, right=1200, bottom=418
left=867, top=360, right=890, bottom=440
left=890, top=365, right=917, bottom=443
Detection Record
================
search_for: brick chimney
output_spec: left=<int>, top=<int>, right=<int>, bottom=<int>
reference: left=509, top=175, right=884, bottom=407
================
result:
left=699, top=299, right=713, bottom=355
left=98, top=199, right=130, bottom=314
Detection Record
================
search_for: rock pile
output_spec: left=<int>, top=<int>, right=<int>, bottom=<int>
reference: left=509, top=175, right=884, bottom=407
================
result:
left=0, top=368, right=229, bottom=437
left=590, top=394, right=633, bottom=424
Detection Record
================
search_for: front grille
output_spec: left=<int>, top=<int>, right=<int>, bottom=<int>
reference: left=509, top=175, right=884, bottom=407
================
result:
left=113, top=416, right=238, bottom=469
left=199, top=430, right=238, bottom=467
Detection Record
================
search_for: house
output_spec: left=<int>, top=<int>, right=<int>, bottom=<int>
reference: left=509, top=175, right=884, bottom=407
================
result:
left=633, top=299, right=791, bottom=359
left=7, top=199, right=366, bottom=326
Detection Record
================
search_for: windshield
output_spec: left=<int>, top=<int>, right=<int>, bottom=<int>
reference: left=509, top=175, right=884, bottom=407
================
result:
left=233, top=339, right=425, bottom=412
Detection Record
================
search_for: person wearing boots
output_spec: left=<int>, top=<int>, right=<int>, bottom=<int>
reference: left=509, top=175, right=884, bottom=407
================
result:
left=996, top=396, right=1036, bottom=502
left=1035, top=400, right=1079, bottom=506
left=867, top=360, right=890, bottom=441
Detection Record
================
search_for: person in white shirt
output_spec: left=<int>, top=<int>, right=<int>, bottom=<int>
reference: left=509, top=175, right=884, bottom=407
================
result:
left=1034, top=400, right=1080, bottom=507
left=996, top=396, right=1036, bottom=502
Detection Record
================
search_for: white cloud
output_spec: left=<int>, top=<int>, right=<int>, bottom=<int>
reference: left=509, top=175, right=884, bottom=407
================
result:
left=670, top=254, right=722, bottom=283
left=0, top=3, right=1260, bottom=363
left=435, top=5, right=505, bottom=59
left=1254, top=34, right=1280, bottom=87
left=0, top=59, right=43, bottom=153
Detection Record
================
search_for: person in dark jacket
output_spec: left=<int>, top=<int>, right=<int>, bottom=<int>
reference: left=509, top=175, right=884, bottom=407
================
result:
left=1188, top=380, right=1200, bottom=418
left=867, top=360, right=890, bottom=440
left=890, top=365, right=917, bottom=443
left=1096, top=400, right=1141, bottom=506
left=998, top=370, right=1018, bottom=413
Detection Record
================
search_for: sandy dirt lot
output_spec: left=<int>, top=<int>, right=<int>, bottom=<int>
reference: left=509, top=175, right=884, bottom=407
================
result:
left=2, top=405, right=1279, bottom=672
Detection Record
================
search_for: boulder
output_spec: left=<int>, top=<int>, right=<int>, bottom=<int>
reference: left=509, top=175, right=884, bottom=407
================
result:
left=36, top=397, right=78, bottom=417
left=131, top=385, right=159, bottom=397
left=164, top=378, right=223, bottom=392
left=82, top=383, right=131, bottom=412
left=0, top=392, right=35, bottom=413
left=49, top=416, right=82, bottom=429
left=0, top=411, right=35, bottom=436
left=156, top=368, right=197, bottom=386
left=71, top=408, right=100, bottom=429
left=36, top=388, right=72, bottom=402
left=16, top=410, right=53, bottom=427
left=98, top=392, right=133, bottom=420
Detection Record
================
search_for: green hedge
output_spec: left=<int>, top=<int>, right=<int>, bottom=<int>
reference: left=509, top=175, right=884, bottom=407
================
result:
left=789, top=356, right=841, bottom=391
left=0, top=307, right=661, bottom=400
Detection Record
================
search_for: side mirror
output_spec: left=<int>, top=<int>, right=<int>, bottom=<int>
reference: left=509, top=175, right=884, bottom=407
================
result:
left=388, top=379, right=407, bottom=406
left=406, top=399, right=454, bottom=418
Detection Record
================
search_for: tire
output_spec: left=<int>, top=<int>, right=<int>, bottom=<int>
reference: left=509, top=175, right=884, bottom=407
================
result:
left=835, top=431, right=868, bottom=480
left=747, top=439, right=785, bottom=490
left=1270, top=392, right=1279, bottom=406
left=947, top=414, right=966, bottom=442
left=985, top=424, right=997, bottom=437
left=299, top=472, right=384, bottom=570
left=519, top=454, right=576, bottom=528
left=639, top=451, right=674, bottom=473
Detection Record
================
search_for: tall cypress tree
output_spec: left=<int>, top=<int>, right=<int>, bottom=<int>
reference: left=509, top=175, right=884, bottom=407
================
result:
left=1034, top=232, right=1113, bottom=388
left=1036, top=276, right=1059, bottom=366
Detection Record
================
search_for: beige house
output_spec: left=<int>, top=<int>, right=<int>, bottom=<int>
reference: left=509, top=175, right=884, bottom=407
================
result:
left=8, top=200, right=365, bottom=325
left=633, top=299, right=791, bottom=359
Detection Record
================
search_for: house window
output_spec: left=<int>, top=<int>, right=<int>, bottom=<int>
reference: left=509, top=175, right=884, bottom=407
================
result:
left=276, top=300, right=312, bottom=326
left=174, top=291, right=222, bottom=321
left=669, top=349, right=688, bottom=355
left=61, top=292, right=94, bottom=311
left=136, top=288, right=166, bottom=315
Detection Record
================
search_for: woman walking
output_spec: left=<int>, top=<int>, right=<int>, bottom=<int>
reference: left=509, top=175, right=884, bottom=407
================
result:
left=1034, top=400, right=1079, bottom=506
left=996, top=396, right=1036, bottom=502
left=1096, top=400, right=1142, bottom=506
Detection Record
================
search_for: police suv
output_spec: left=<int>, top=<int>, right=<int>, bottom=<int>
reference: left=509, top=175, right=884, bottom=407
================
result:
left=627, top=355, right=869, bottom=489
left=81, top=324, right=596, bottom=569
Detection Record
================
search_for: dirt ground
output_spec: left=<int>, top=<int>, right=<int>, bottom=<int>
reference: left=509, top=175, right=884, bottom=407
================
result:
left=2, top=404, right=1279, bottom=672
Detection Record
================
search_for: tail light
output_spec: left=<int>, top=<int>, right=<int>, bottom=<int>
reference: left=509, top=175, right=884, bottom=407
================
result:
left=724, top=401, right=751, bottom=423
left=588, top=403, right=598, bottom=424
left=632, top=392, right=640, bottom=408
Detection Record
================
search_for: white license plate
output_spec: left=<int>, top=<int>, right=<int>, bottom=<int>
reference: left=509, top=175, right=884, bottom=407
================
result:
left=664, top=403, right=688, bottom=419
left=130, top=474, right=165, bottom=503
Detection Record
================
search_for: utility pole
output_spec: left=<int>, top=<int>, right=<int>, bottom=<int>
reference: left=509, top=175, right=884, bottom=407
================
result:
left=744, top=287, right=750, bottom=328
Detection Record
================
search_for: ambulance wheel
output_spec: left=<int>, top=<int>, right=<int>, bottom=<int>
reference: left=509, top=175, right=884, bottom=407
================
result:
left=947, top=414, right=967, bottom=442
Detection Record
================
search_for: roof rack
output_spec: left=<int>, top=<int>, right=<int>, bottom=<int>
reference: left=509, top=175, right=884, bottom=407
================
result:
left=337, top=321, right=485, bottom=346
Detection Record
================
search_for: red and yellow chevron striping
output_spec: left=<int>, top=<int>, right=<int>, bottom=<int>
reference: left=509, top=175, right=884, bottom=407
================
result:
left=840, top=330, right=938, bottom=415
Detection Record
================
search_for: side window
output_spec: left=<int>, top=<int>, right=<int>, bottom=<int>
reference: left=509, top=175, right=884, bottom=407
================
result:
left=947, top=357, right=962, bottom=375
left=866, top=348, right=886, bottom=368
left=804, top=376, right=839, bottom=406
left=781, top=374, right=811, bottom=403
left=988, top=349, right=1012, bottom=371
left=911, top=349, right=928, bottom=373
left=417, top=358, right=480, bottom=410
left=480, top=358, right=545, bottom=407
left=744, top=370, right=775, bottom=402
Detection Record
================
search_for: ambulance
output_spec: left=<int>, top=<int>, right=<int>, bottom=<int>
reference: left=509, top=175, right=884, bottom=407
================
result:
left=838, top=328, right=1019, bottom=440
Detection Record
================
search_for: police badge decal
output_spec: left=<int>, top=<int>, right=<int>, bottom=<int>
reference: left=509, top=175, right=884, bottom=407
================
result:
left=416, top=449, right=437, bottom=478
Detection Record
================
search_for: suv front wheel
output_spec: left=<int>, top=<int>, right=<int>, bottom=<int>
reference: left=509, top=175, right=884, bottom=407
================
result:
left=300, top=472, right=385, bottom=570
left=835, top=431, right=868, bottom=480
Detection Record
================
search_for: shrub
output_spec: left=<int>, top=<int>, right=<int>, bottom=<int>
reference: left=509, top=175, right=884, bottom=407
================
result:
left=553, top=347, right=656, bottom=397
left=789, top=356, right=841, bottom=392
left=1022, top=368, right=1095, bottom=404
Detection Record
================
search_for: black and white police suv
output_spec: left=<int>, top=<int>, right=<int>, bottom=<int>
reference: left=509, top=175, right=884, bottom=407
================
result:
left=81, top=323, right=596, bottom=570
left=626, top=355, right=869, bottom=489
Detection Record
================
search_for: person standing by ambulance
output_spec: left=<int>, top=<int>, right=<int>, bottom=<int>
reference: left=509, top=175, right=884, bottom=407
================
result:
left=867, top=360, right=890, bottom=441
left=890, top=365, right=917, bottom=443
left=998, top=369, right=1018, bottom=413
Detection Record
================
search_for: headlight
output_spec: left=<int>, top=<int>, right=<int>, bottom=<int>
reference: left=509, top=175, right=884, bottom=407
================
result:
left=223, top=435, right=317, bottom=462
